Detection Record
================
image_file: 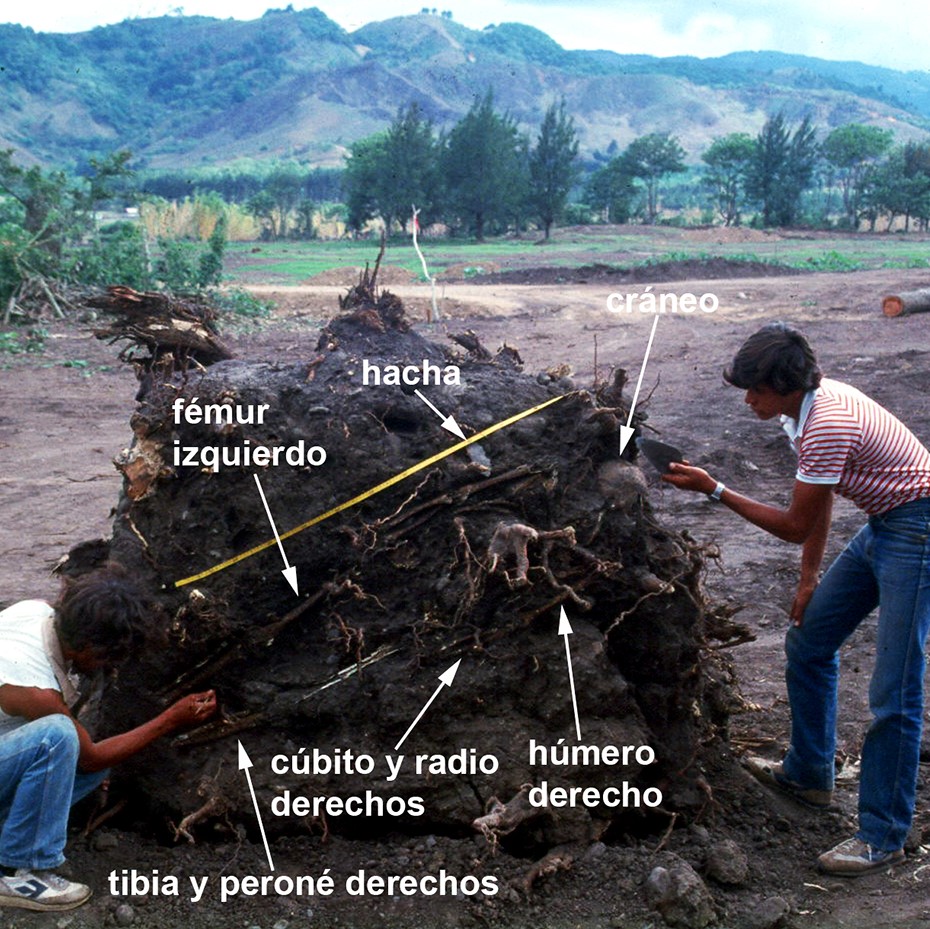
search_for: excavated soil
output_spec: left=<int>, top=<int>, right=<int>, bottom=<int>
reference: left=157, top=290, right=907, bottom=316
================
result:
left=2, top=254, right=930, bottom=929
left=461, top=257, right=805, bottom=286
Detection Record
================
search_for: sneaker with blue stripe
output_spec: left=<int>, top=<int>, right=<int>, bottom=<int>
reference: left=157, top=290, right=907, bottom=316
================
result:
left=817, top=837, right=905, bottom=876
left=0, top=869, right=92, bottom=911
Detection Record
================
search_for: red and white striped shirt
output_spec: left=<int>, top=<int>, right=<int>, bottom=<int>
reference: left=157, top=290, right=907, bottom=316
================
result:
left=782, top=378, right=930, bottom=515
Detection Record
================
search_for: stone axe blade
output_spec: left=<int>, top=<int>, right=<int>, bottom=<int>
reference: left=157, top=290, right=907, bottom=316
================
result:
left=635, top=437, right=685, bottom=474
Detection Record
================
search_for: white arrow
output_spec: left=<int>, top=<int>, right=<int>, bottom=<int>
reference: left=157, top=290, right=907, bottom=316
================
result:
left=559, top=607, right=582, bottom=741
left=414, top=389, right=466, bottom=441
left=394, top=659, right=462, bottom=751
left=238, top=740, right=275, bottom=872
left=253, top=473, right=299, bottom=595
left=619, top=313, right=660, bottom=456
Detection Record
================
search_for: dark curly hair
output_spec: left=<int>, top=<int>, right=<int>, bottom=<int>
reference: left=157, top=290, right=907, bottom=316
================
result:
left=723, top=322, right=822, bottom=395
left=54, top=564, right=150, bottom=664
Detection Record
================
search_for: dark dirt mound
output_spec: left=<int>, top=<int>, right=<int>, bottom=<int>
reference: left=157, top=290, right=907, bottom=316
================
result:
left=11, top=263, right=930, bottom=928
left=66, top=283, right=737, bottom=860
left=465, top=258, right=805, bottom=286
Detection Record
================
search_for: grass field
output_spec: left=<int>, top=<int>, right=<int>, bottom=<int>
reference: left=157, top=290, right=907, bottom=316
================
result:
left=222, top=226, right=930, bottom=285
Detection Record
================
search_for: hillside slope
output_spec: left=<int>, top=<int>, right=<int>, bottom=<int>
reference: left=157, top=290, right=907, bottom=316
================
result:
left=0, top=8, right=928, bottom=168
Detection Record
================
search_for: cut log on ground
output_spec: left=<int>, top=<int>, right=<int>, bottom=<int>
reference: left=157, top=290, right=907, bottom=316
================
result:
left=882, top=287, right=930, bottom=317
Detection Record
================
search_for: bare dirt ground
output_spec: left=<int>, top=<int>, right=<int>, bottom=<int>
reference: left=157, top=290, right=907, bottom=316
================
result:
left=1, top=253, right=930, bottom=928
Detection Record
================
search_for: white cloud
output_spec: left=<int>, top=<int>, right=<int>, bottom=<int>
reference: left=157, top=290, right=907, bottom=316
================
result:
left=502, top=0, right=930, bottom=69
left=6, top=0, right=269, bottom=34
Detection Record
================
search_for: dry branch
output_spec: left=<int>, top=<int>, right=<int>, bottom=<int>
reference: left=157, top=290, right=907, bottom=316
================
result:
left=87, top=285, right=233, bottom=368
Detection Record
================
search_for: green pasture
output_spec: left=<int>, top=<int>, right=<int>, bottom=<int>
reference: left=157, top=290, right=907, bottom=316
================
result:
left=223, top=228, right=930, bottom=286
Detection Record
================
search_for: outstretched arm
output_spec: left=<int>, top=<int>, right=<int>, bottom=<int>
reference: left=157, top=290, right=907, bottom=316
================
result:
left=662, top=462, right=834, bottom=544
left=0, top=685, right=216, bottom=772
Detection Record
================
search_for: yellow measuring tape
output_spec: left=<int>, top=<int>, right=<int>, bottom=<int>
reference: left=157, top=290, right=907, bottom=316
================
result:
left=174, top=393, right=567, bottom=588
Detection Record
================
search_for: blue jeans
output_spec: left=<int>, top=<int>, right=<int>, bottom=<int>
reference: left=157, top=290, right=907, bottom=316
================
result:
left=0, top=715, right=108, bottom=870
left=783, top=497, right=930, bottom=851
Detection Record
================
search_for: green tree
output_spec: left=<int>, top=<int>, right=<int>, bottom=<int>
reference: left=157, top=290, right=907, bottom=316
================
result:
left=821, top=124, right=893, bottom=228
left=245, top=190, right=281, bottom=240
left=265, top=163, right=305, bottom=239
left=0, top=151, right=90, bottom=307
left=197, top=213, right=227, bottom=287
left=868, top=153, right=903, bottom=229
left=529, top=99, right=579, bottom=241
left=0, top=150, right=83, bottom=259
left=871, top=142, right=930, bottom=231
left=620, top=133, right=686, bottom=224
left=442, top=91, right=527, bottom=240
left=0, top=223, right=54, bottom=306
left=243, top=164, right=307, bottom=239
left=343, top=134, right=388, bottom=234
left=0, top=148, right=229, bottom=300
left=83, top=149, right=135, bottom=211
left=746, top=115, right=789, bottom=227
left=342, top=104, right=440, bottom=234
left=379, top=103, right=440, bottom=232
left=904, top=142, right=930, bottom=231
left=584, top=158, right=636, bottom=224
left=293, top=198, right=316, bottom=239
left=746, top=114, right=819, bottom=227
left=701, top=133, right=754, bottom=226
left=67, top=221, right=151, bottom=290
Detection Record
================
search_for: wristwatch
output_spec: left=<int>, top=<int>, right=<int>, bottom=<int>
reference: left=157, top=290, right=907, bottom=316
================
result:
left=709, top=481, right=726, bottom=501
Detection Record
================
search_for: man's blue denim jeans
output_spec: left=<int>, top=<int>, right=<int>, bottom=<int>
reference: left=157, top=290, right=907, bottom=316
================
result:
left=783, top=497, right=930, bottom=851
left=0, top=715, right=107, bottom=870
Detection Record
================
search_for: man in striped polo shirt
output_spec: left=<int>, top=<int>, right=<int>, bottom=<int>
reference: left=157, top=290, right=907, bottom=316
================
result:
left=664, top=321, right=930, bottom=876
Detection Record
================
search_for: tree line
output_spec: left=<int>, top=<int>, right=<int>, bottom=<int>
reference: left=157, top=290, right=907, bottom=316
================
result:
left=61, top=98, right=929, bottom=242
left=697, top=117, right=930, bottom=232
left=342, top=99, right=930, bottom=236
left=344, top=93, right=578, bottom=242
left=3, top=94, right=930, bottom=316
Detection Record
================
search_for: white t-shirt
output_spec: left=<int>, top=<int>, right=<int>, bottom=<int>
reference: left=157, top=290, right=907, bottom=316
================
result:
left=0, top=600, right=75, bottom=736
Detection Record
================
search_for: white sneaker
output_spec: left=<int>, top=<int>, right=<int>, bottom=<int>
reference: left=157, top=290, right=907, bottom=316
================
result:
left=817, top=837, right=905, bottom=876
left=0, top=868, right=92, bottom=911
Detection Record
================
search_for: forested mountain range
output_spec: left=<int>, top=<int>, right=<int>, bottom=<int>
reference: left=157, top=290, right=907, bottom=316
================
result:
left=1, top=6, right=929, bottom=170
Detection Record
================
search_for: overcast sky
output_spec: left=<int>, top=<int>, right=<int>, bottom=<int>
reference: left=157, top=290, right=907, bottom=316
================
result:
left=5, top=0, right=929, bottom=72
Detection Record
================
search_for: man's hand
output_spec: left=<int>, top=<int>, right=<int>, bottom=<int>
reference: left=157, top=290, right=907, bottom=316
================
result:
left=0, top=685, right=220, bottom=773
left=789, top=579, right=818, bottom=627
left=662, top=461, right=717, bottom=495
left=165, top=690, right=217, bottom=730
left=76, top=689, right=218, bottom=771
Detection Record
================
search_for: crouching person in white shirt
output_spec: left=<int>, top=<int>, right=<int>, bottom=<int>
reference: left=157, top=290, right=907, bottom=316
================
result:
left=0, top=565, right=215, bottom=911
